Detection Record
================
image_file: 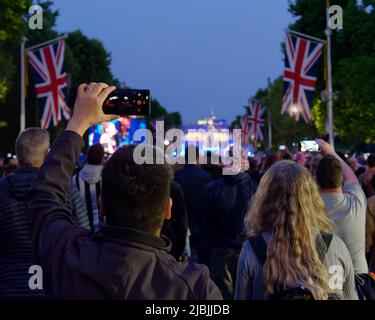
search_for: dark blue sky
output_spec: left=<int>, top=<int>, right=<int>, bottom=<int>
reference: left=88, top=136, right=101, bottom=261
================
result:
left=53, top=0, right=293, bottom=124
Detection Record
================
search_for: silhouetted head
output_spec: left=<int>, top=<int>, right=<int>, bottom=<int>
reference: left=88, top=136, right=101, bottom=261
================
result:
left=16, top=128, right=50, bottom=168
left=316, top=155, right=343, bottom=189
left=87, top=144, right=105, bottom=165
left=101, top=144, right=172, bottom=235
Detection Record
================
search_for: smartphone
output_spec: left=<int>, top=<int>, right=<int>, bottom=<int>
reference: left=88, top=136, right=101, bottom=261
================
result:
left=299, top=140, right=321, bottom=152
left=102, top=89, right=151, bottom=116
left=279, top=145, right=286, bottom=151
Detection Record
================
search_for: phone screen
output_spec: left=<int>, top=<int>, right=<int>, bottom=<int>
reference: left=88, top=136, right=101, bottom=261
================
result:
left=299, top=140, right=320, bottom=152
left=102, top=89, right=151, bottom=116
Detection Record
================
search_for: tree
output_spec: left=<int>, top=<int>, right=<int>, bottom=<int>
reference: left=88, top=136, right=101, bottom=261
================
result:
left=0, top=0, right=183, bottom=155
left=289, top=0, right=375, bottom=143
left=0, top=1, right=122, bottom=154
left=64, top=30, right=120, bottom=107
left=150, top=98, right=182, bottom=130
left=0, top=0, right=31, bottom=102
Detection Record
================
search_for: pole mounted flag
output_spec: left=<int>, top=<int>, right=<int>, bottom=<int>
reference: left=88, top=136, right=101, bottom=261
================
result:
left=27, top=37, right=70, bottom=129
left=281, top=30, right=325, bottom=123
left=247, top=100, right=265, bottom=143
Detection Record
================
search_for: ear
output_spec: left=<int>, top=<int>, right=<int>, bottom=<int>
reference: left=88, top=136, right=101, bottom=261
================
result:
left=99, top=196, right=105, bottom=221
left=164, top=198, right=172, bottom=220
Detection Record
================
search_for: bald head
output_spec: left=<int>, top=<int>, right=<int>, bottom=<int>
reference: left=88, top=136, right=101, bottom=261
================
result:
left=16, top=128, right=50, bottom=168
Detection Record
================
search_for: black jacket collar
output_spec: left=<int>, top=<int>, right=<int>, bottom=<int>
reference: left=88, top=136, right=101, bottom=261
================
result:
left=93, top=225, right=172, bottom=252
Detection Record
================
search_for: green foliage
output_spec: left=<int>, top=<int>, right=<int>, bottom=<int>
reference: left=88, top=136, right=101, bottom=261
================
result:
left=334, top=55, right=375, bottom=142
left=64, top=30, right=119, bottom=107
left=150, top=98, right=182, bottom=130
left=233, top=0, right=375, bottom=147
left=0, top=0, right=31, bottom=101
left=0, top=0, right=182, bottom=155
left=288, top=0, right=375, bottom=143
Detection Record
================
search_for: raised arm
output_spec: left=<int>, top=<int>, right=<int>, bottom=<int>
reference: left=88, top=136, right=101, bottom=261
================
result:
left=27, top=82, right=117, bottom=259
left=316, top=139, right=358, bottom=186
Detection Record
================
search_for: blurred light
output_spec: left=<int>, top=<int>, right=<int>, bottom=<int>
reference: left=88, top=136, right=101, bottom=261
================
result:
left=290, top=104, right=299, bottom=114
left=164, top=140, right=170, bottom=146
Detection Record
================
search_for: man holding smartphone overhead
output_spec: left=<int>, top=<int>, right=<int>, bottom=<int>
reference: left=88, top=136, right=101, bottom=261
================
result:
left=315, top=139, right=368, bottom=276
left=26, top=82, right=222, bottom=300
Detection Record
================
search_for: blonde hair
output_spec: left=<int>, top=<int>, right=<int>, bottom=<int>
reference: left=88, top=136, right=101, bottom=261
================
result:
left=244, top=160, right=334, bottom=300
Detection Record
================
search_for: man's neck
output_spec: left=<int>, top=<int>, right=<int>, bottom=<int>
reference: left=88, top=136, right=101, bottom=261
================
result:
left=154, top=229, right=161, bottom=238
left=320, top=187, right=342, bottom=194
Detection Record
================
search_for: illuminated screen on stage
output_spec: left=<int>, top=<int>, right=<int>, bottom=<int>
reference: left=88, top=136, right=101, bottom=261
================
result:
left=88, top=117, right=147, bottom=154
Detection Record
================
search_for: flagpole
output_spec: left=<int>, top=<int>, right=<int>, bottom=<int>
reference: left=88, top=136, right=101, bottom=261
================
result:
left=26, top=34, right=67, bottom=51
left=284, top=29, right=326, bottom=44
left=20, top=36, right=27, bottom=132
left=267, top=77, right=273, bottom=149
left=325, top=0, right=334, bottom=147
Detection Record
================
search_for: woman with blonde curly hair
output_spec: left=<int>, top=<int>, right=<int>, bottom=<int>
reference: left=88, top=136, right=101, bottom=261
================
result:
left=234, top=160, right=358, bottom=300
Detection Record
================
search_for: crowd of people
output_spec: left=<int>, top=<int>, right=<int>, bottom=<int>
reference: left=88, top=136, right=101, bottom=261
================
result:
left=0, top=82, right=374, bottom=300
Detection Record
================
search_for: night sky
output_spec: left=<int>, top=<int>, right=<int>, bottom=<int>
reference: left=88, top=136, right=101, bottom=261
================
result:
left=52, top=0, right=293, bottom=124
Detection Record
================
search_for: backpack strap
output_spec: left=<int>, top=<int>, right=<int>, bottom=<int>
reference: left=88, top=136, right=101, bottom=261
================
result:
left=248, top=232, right=333, bottom=266
left=317, top=232, right=333, bottom=262
left=248, top=235, right=268, bottom=266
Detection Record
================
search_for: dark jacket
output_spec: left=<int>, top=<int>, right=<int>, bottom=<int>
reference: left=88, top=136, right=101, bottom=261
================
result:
left=27, top=131, right=222, bottom=300
left=207, top=172, right=257, bottom=248
left=174, top=164, right=213, bottom=239
left=0, top=168, right=44, bottom=298
left=161, top=180, right=188, bottom=259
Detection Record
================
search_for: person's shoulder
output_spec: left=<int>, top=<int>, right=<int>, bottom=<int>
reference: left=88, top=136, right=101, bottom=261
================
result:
left=342, top=183, right=366, bottom=206
left=343, top=182, right=363, bottom=193
left=161, top=253, right=209, bottom=277
left=330, top=234, right=346, bottom=248
left=327, top=234, right=351, bottom=260
left=159, top=254, right=214, bottom=296
left=240, top=238, right=259, bottom=263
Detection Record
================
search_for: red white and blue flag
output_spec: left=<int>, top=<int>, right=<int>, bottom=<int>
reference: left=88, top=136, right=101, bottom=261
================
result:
left=27, top=38, right=70, bottom=129
left=247, top=100, right=265, bottom=142
left=282, top=31, right=324, bottom=123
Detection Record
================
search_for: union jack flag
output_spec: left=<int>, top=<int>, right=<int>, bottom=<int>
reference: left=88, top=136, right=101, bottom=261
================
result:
left=282, top=31, right=324, bottom=123
left=27, top=38, right=70, bottom=129
left=247, top=100, right=265, bottom=142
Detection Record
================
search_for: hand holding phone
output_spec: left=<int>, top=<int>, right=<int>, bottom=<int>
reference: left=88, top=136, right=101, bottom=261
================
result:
left=315, top=139, right=334, bottom=155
